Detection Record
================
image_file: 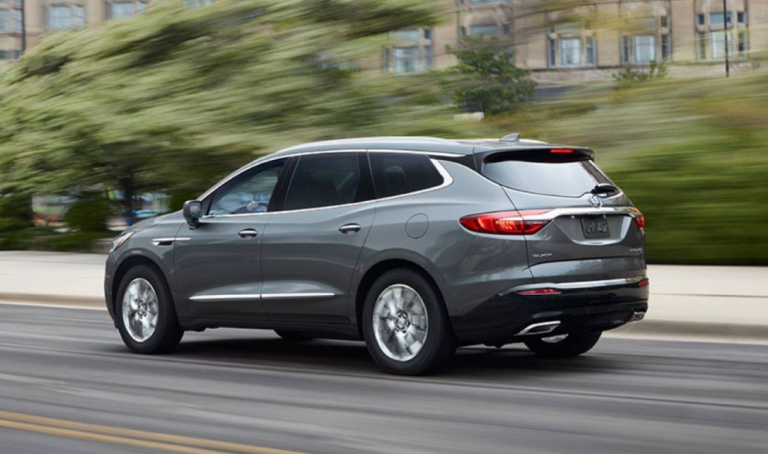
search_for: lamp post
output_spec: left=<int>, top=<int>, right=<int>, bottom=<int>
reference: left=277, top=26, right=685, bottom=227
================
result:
left=723, top=0, right=730, bottom=77
left=20, top=0, right=26, bottom=55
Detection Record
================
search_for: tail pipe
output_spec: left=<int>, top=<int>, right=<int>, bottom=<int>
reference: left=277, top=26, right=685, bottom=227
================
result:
left=516, top=321, right=561, bottom=336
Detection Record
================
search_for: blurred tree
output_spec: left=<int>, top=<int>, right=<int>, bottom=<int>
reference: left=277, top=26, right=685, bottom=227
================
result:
left=0, top=191, right=33, bottom=250
left=613, top=61, right=668, bottom=89
left=443, top=36, right=536, bottom=115
left=0, top=0, right=483, bottom=222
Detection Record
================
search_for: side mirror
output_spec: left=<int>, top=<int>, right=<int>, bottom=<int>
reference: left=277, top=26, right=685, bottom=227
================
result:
left=183, top=200, right=203, bottom=229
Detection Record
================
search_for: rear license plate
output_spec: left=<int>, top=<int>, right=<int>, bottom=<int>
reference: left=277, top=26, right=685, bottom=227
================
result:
left=581, top=217, right=610, bottom=239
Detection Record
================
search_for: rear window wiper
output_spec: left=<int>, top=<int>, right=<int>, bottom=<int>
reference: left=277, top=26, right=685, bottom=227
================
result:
left=590, top=183, right=619, bottom=195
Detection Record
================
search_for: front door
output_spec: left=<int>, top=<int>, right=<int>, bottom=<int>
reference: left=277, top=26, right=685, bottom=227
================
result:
left=260, top=152, right=375, bottom=324
left=174, top=158, right=289, bottom=321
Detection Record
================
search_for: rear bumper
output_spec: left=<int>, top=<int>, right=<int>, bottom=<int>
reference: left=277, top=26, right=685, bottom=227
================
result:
left=451, top=276, right=649, bottom=346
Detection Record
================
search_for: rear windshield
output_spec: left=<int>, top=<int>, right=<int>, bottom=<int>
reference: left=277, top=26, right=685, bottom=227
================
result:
left=482, top=159, right=613, bottom=198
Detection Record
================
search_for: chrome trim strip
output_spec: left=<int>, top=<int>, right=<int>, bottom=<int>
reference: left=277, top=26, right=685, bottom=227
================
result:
left=189, top=294, right=261, bottom=301
left=514, top=276, right=647, bottom=294
left=260, top=293, right=335, bottom=299
left=201, top=159, right=454, bottom=219
left=516, top=321, right=561, bottom=336
left=151, top=237, right=192, bottom=246
left=199, top=148, right=459, bottom=201
left=519, top=206, right=640, bottom=221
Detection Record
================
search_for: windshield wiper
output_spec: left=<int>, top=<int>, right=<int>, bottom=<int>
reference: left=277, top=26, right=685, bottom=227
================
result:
left=590, top=183, right=619, bottom=195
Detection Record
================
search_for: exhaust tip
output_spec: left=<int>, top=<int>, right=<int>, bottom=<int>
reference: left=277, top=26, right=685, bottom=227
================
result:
left=630, top=311, right=646, bottom=322
left=516, top=321, right=561, bottom=336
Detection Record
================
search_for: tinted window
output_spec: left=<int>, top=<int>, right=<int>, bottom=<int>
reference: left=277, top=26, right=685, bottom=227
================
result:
left=209, top=159, right=287, bottom=215
left=370, top=153, right=444, bottom=199
left=284, top=153, right=367, bottom=211
left=483, top=159, right=613, bottom=198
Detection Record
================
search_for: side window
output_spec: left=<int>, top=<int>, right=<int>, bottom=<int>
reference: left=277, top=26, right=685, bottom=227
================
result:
left=283, top=153, right=370, bottom=211
left=369, top=152, right=444, bottom=199
left=208, top=159, right=287, bottom=215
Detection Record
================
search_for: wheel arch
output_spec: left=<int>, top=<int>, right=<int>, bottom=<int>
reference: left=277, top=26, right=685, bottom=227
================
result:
left=354, top=258, right=451, bottom=339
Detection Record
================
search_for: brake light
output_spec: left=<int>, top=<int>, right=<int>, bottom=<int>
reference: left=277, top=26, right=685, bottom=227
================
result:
left=459, top=210, right=551, bottom=235
left=628, top=208, right=645, bottom=230
left=638, top=279, right=650, bottom=287
left=519, top=288, right=561, bottom=295
left=550, top=149, right=574, bottom=154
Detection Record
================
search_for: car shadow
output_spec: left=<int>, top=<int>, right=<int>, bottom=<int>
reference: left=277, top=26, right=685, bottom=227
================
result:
left=160, top=330, right=623, bottom=380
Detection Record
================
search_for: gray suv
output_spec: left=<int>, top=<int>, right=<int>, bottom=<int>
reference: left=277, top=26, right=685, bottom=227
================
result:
left=105, top=135, right=649, bottom=375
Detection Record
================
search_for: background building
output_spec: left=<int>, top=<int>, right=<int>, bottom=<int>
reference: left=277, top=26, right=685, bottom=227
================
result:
left=380, top=0, right=768, bottom=85
left=2, top=0, right=766, bottom=85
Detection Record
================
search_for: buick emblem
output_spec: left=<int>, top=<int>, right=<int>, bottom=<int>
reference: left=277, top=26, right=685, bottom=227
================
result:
left=590, top=194, right=603, bottom=208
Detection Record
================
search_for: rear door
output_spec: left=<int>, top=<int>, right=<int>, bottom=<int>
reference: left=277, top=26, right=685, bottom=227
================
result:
left=259, top=152, right=375, bottom=324
left=480, top=148, right=645, bottom=282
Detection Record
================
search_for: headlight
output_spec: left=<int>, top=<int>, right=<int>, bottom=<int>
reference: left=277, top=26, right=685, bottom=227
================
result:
left=110, top=231, right=134, bottom=253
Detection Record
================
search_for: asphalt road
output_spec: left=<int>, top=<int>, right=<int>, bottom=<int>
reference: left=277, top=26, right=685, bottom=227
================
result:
left=0, top=304, right=766, bottom=454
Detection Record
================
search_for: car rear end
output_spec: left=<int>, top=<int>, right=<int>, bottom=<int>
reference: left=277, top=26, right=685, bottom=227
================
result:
left=456, top=145, right=648, bottom=345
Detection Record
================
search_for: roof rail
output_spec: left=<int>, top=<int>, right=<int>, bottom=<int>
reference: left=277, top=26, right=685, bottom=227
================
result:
left=500, top=133, right=521, bottom=143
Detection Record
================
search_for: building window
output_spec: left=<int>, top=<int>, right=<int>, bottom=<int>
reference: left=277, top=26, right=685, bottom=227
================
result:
left=107, top=1, right=148, bottom=19
left=738, top=30, right=748, bottom=56
left=709, top=12, right=732, bottom=26
left=697, top=14, right=705, bottom=26
left=423, top=28, right=432, bottom=40
left=547, top=38, right=556, bottom=67
left=633, top=35, right=656, bottom=64
left=559, top=37, right=582, bottom=67
left=660, top=16, right=669, bottom=28
left=710, top=31, right=734, bottom=60
left=585, top=36, right=596, bottom=66
left=696, top=32, right=707, bottom=60
left=458, top=26, right=466, bottom=37
left=394, top=28, right=419, bottom=42
left=46, top=4, right=85, bottom=30
left=469, top=24, right=499, bottom=37
left=424, top=45, right=433, bottom=70
left=0, top=50, right=21, bottom=60
left=0, top=8, right=22, bottom=33
left=393, top=46, right=419, bottom=74
left=661, top=34, right=670, bottom=60
left=621, top=36, right=630, bottom=64
left=737, top=12, right=746, bottom=24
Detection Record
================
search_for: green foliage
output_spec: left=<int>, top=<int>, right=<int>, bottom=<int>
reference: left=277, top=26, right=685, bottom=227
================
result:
left=65, top=192, right=112, bottom=232
left=0, top=193, right=33, bottom=250
left=0, top=0, right=487, bottom=220
left=31, top=231, right=113, bottom=252
left=443, top=36, right=536, bottom=115
left=510, top=73, right=768, bottom=265
left=613, top=61, right=668, bottom=89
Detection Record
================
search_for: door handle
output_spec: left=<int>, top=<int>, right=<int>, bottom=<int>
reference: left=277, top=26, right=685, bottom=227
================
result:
left=339, top=223, right=362, bottom=234
left=238, top=229, right=259, bottom=239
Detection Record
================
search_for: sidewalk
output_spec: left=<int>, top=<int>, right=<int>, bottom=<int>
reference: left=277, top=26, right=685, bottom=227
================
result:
left=1, top=251, right=766, bottom=340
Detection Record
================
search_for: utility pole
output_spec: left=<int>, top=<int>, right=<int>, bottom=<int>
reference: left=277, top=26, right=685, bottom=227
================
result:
left=723, top=0, right=730, bottom=77
left=20, top=0, right=26, bottom=55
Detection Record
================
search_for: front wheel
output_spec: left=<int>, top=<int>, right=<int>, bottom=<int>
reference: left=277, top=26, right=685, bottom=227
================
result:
left=362, top=269, right=456, bottom=375
left=116, top=265, right=183, bottom=354
left=524, top=332, right=602, bottom=358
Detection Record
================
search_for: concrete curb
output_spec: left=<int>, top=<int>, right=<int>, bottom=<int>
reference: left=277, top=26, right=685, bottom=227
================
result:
left=0, top=292, right=104, bottom=308
left=614, top=320, right=768, bottom=341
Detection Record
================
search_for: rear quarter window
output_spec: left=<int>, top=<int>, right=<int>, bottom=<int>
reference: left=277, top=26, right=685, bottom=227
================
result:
left=482, top=158, right=613, bottom=198
left=370, top=153, right=444, bottom=198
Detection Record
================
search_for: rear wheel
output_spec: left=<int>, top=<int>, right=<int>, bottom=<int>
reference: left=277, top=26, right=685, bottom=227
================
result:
left=274, top=330, right=312, bottom=342
left=362, top=269, right=456, bottom=375
left=524, top=332, right=601, bottom=358
left=116, top=265, right=183, bottom=354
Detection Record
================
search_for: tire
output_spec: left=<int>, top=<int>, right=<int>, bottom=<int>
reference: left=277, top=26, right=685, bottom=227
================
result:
left=362, top=269, right=456, bottom=375
left=524, top=332, right=602, bottom=358
left=274, top=330, right=312, bottom=341
left=115, top=264, right=183, bottom=354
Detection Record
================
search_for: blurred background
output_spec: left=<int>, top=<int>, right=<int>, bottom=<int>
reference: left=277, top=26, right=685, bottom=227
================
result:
left=0, top=1, right=767, bottom=453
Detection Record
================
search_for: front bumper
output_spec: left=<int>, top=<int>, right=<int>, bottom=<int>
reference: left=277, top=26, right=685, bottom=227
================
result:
left=451, top=276, right=649, bottom=346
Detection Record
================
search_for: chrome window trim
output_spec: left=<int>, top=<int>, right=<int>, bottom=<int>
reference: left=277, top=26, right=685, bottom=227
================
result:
left=199, top=148, right=459, bottom=201
left=201, top=153, right=454, bottom=219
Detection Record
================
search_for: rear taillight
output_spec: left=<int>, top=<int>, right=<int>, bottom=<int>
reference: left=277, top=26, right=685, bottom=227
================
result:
left=519, top=288, right=561, bottom=295
left=628, top=208, right=645, bottom=231
left=638, top=278, right=650, bottom=287
left=459, top=210, right=551, bottom=235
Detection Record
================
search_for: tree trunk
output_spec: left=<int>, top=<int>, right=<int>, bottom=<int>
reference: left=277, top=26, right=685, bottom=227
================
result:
left=118, top=175, right=136, bottom=227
